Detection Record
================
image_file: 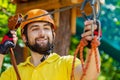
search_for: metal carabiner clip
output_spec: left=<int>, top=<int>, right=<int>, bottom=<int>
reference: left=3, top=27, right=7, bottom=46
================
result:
left=80, top=0, right=101, bottom=40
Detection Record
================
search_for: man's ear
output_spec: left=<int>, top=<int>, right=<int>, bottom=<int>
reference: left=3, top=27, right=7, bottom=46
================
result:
left=21, top=34, right=27, bottom=43
left=53, top=31, right=56, bottom=40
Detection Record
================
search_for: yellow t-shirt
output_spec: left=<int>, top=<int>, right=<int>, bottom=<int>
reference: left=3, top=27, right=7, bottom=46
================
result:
left=0, top=53, right=81, bottom=80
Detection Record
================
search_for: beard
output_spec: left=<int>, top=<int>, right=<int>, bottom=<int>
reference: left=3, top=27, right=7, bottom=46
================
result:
left=26, top=38, right=53, bottom=55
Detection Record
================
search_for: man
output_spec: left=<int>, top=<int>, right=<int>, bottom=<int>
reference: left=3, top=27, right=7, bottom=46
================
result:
left=0, top=9, right=101, bottom=80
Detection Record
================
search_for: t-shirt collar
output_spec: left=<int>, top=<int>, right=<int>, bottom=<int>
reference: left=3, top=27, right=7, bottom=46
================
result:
left=21, top=53, right=60, bottom=66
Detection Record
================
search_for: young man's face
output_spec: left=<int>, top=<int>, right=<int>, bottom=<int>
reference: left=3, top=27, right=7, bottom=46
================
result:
left=23, top=21, right=55, bottom=54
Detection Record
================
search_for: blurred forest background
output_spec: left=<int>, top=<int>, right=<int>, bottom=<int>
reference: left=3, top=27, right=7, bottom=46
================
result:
left=0, top=0, right=120, bottom=80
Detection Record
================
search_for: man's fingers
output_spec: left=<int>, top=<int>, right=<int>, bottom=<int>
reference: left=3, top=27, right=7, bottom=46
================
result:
left=10, top=30, right=16, bottom=35
left=84, top=20, right=97, bottom=32
left=82, top=20, right=100, bottom=41
left=13, top=37, right=18, bottom=45
left=84, top=36, right=93, bottom=41
left=84, top=24, right=97, bottom=32
left=10, top=30, right=18, bottom=44
left=81, top=31, right=92, bottom=37
left=84, top=20, right=93, bottom=26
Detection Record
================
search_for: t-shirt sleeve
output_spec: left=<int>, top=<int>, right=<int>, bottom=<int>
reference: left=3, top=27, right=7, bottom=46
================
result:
left=0, top=66, right=16, bottom=80
left=64, top=55, right=81, bottom=79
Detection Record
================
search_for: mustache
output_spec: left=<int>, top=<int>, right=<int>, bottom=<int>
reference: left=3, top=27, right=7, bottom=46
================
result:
left=35, top=36, right=47, bottom=40
left=35, top=36, right=50, bottom=43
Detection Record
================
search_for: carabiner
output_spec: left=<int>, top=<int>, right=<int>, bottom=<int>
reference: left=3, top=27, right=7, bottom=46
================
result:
left=80, top=0, right=101, bottom=40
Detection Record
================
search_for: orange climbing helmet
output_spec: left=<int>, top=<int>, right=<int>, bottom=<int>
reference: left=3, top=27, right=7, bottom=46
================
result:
left=20, top=9, right=56, bottom=33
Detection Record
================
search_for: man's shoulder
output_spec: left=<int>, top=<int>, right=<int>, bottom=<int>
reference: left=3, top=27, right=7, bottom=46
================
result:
left=60, top=55, right=75, bottom=60
left=17, top=56, right=31, bottom=68
left=51, top=53, right=74, bottom=60
left=53, top=53, right=80, bottom=63
left=60, top=54, right=81, bottom=65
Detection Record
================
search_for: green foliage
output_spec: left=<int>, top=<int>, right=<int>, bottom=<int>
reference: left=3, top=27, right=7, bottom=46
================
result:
left=0, top=54, right=11, bottom=73
left=98, top=52, right=120, bottom=80
left=69, top=36, right=80, bottom=55
left=0, top=0, right=16, bottom=39
left=101, top=0, right=120, bottom=50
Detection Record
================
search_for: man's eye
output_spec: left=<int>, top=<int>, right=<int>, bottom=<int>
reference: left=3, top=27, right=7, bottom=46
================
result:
left=44, top=26, right=50, bottom=30
left=44, top=28, right=49, bottom=30
left=32, top=28, right=38, bottom=31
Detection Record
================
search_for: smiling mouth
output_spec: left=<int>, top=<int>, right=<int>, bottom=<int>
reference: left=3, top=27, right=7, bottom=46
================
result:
left=37, top=39, right=46, bottom=42
left=36, top=38, right=48, bottom=43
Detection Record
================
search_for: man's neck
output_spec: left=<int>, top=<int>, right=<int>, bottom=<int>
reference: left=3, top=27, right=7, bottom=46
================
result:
left=30, top=51, right=48, bottom=67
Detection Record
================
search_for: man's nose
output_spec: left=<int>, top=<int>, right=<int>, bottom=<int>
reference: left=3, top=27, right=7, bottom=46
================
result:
left=38, top=28, right=45, bottom=37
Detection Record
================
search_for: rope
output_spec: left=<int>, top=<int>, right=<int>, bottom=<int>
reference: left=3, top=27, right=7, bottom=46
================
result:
left=22, top=3, right=81, bottom=22
left=71, top=37, right=100, bottom=80
left=9, top=48, right=21, bottom=80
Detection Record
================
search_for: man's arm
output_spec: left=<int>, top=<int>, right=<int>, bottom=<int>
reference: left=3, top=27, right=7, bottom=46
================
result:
left=74, top=48, right=100, bottom=80
left=74, top=20, right=101, bottom=80
left=0, top=54, right=4, bottom=68
left=0, top=31, right=17, bottom=69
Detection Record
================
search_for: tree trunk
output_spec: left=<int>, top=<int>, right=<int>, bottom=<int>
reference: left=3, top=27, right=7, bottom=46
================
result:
left=54, top=9, right=71, bottom=56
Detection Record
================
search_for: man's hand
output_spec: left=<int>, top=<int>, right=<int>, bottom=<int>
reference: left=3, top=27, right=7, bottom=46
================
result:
left=10, top=30, right=18, bottom=45
left=81, top=20, right=98, bottom=41
left=0, top=30, right=18, bottom=54
left=74, top=20, right=101, bottom=80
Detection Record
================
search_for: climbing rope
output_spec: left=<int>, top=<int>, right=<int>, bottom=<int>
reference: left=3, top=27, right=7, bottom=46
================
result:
left=70, top=0, right=101, bottom=80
